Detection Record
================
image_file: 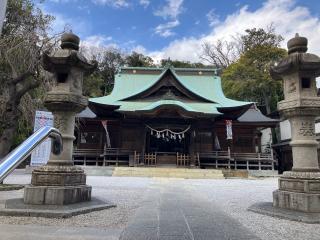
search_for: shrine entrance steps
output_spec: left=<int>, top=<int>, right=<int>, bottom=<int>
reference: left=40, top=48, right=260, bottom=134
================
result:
left=112, top=167, right=224, bottom=179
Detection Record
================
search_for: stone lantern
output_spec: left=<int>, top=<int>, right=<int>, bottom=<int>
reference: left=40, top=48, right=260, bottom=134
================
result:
left=24, top=33, right=96, bottom=205
left=270, top=34, right=320, bottom=214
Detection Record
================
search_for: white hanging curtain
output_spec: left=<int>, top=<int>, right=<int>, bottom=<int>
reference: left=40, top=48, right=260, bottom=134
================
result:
left=214, top=133, right=221, bottom=150
left=101, top=120, right=111, bottom=148
left=225, top=120, right=233, bottom=140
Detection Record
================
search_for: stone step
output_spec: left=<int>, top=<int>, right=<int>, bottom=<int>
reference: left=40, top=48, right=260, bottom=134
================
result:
left=112, top=167, right=224, bottom=179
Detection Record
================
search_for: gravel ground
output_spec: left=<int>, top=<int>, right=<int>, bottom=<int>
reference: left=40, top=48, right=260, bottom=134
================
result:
left=177, top=178, right=320, bottom=240
left=1, top=171, right=320, bottom=240
left=1, top=173, right=155, bottom=229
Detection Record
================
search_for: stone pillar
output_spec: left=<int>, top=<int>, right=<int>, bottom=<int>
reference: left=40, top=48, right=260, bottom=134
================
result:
left=24, top=33, right=96, bottom=205
left=270, top=34, right=320, bottom=212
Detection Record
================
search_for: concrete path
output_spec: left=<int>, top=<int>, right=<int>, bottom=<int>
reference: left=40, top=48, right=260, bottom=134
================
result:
left=2, top=173, right=320, bottom=240
left=0, top=224, right=122, bottom=240
left=120, top=180, right=259, bottom=240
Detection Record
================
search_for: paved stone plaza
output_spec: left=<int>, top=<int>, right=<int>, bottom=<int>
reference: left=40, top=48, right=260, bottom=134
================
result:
left=1, top=170, right=320, bottom=240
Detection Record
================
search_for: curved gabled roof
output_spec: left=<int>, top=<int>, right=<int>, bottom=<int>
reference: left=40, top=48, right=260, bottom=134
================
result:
left=90, top=66, right=252, bottom=115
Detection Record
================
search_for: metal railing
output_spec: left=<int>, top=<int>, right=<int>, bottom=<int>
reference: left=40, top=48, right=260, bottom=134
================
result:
left=0, top=126, right=63, bottom=182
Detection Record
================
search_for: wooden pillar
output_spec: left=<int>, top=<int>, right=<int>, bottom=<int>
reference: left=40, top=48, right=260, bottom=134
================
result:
left=255, top=130, right=262, bottom=153
left=142, top=126, right=147, bottom=165
left=189, top=125, right=196, bottom=167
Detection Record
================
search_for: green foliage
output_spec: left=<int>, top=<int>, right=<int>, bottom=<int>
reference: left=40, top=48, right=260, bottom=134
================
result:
left=83, top=71, right=105, bottom=97
left=0, top=0, right=54, bottom=155
left=160, top=59, right=209, bottom=68
left=222, top=31, right=287, bottom=113
left=241, top=27, right=283, bottom=51
left=3, top=0, right=53, bottom=37
left=11, top=116, right=33, bottom=148
left=125, top=51, right=154, bottom=67
left=100, top=49, right=125, bottom=95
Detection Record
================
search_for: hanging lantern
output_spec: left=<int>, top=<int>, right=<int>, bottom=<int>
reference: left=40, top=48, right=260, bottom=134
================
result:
left=151, top=130, right=153, bottom=135
left=166, top=130, right=169, bottom=136
left=182, top=133, right=185, bottom=138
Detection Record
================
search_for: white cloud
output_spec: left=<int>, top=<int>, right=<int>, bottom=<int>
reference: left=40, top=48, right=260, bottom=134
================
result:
left=81, top=35, right=112, bottom=48
left=154, top=0, right=184, bottom=19
left=92, top=0, right=130, bottom=8
left=146, top=0, right=320, bottom=62
left=43, top=9, right=90, bottom=36
left=139, top=0, right=150, bottom=8
left=80, top=35, right=118, bottom=60
left=132, top=45, right=147, bottom=54
left=206, top=9, right=220, bottom=27
left=154, top=20, right=180, bottom=38
left=153, top=0, right=184, bottom=38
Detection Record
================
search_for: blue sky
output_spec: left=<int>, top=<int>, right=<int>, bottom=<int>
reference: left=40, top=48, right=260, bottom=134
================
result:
left=39, top=0, right=320, bottom=63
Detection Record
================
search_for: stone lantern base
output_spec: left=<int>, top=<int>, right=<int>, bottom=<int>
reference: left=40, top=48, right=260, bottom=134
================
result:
left=249, top=171, right=320, bottom=223
left=23, top=165, right=92, bottom=205
left=273, top=171, right=320, bottom=212
left=0, top=165, right=115, bottom=218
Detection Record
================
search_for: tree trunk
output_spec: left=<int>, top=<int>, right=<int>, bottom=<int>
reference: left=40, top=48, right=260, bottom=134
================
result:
left=0, top=125, right=17, bottom=158
left=262, top=91, right=271, bottom=114
left=0, top=83, right=21, bottom=158
left=0, top=72, right=39, bottom=158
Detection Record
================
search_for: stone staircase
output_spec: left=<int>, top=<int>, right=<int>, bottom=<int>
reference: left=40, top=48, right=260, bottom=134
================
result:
left=112, top=167, right=224, bottom=179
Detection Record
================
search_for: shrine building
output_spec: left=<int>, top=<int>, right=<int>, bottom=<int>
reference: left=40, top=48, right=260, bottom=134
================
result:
left=73, top=66, right=277, bottom=169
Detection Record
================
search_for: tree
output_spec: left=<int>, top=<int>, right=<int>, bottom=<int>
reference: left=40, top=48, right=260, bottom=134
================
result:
left=201, top=39, right=241, bottom=69
left=221, top=28, right=287, bottom=114
left=201, top=25, right=283, bottom=70
left=0, top=0, right=54, bottom=157
left=125, top=51, right=154, bottom=67
left=160, top=59, right=209, bottom=68
left=83, top=71, right=105, bottom=97
left=241, top=25, right=283, bottom=51
left=100, top=48, right=125, bottom=94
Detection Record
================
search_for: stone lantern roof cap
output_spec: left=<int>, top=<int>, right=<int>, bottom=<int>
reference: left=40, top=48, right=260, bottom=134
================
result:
left=287, top=33, right=308, bottom=54
left=270, top=33, right=320, bottom=79
left=61, top=32, right=80, bottom=51
left=42, top=33, right=97, bottom=73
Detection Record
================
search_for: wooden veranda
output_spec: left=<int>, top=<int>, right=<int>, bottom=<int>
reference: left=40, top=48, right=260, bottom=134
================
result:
left=72, top=148, right=277, bottom=170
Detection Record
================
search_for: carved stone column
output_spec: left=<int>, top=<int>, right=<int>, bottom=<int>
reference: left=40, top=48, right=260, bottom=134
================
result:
left=24, top=33, right=96, bottom=205
left=270, top=34, right=320, bottom=213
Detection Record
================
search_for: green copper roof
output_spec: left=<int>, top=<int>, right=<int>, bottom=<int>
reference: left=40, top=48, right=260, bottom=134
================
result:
left=90, top=66, right=252, bottom=115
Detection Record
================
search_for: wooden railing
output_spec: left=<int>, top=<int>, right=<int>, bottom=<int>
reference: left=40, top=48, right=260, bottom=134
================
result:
left=73, top=148, right=133, bottom=166
left=177, top=153, right=190, bottom=167
left=102, top=148, right=133, bottom=166
left=232, top=152, right=275, bottom=170
left=73, top=149, right=104, bottom=166
left=144, top=153, right=157, bottom=166
left=198, top=150, right=276, bottom=170
left=73, top=148, right=276, bottom=170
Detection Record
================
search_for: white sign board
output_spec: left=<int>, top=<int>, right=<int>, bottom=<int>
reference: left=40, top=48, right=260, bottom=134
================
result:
left=280, top=120, right=291, bottom=141
left=30, top=111, right=54, bottom=166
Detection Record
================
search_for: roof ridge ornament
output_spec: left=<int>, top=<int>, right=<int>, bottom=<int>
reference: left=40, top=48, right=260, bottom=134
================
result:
left=164, top=58, right=175, bottom=72
left=213, top=68, right=221, bottom=76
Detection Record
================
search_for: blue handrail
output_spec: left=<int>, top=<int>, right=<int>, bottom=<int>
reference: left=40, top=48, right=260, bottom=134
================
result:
left=0, top=126, right=62, bottom=182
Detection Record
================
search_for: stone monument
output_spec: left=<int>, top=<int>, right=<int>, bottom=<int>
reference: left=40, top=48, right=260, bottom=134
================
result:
left=271, top=34, right=320, bottom=213
left=24, top=32, right=96, bottom=205
left=249, top=34, right=320, bottom=223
